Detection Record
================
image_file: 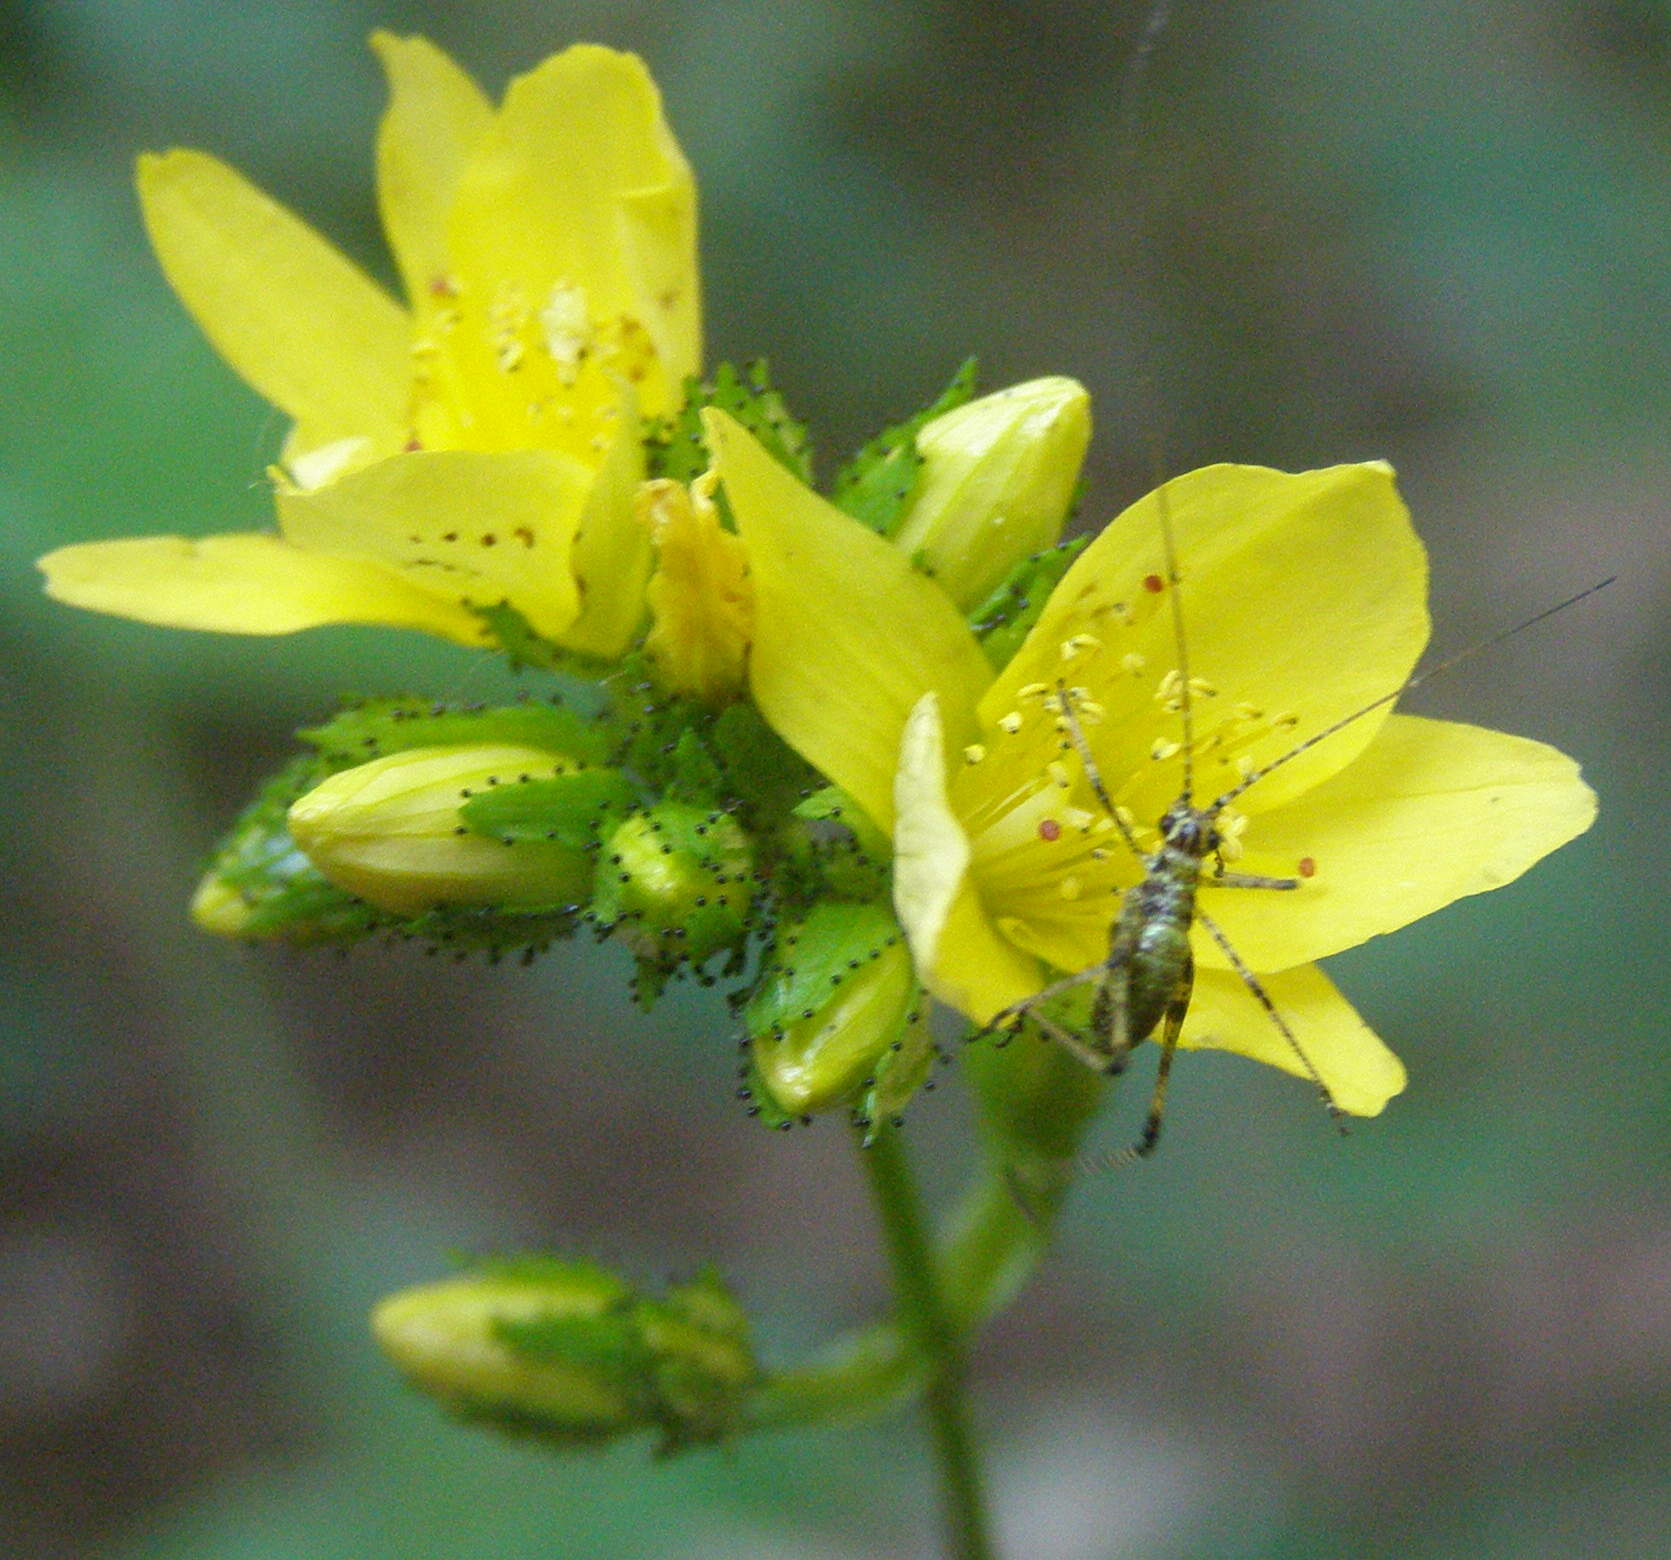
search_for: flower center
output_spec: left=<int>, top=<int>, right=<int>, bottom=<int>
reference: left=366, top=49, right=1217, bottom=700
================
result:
left=407, top=275, right=660, bottom=464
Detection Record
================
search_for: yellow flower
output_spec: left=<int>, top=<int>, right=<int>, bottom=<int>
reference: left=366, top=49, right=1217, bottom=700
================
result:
left=703, top=411, right=1597, bottom=1116
left=39, top=37, right=698, bottom=657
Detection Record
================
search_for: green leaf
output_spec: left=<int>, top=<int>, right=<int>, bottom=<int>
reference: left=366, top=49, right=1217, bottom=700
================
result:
left=303, top=695, right=610, bottom=766
left=646, top=359, right=813, bottom=489
left=859, top=1007, right=939, bottom=1142
left=967, top=534, right=1088, bottom=669
left=744, top=900, right=904, bottom=1039
left=198, top=756, right=379, bottom=944
left=830, top=358, right=978, bottom=538
left=459, top=769, right=639, bottom=848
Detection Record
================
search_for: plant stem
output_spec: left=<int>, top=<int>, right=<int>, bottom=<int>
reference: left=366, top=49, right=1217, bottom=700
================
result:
left=860, top=1121, right=997, bottom=1560
left=748, top=1042, right=1105, bottom=1434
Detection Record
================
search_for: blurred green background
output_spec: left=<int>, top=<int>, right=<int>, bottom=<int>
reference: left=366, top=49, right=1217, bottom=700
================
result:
left=3, top=1, right=1667, bottom=1556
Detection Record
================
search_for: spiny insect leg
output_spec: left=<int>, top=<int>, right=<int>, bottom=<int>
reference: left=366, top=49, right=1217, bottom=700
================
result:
left=983, top=964, right=1105, bottom=1062
left=1077, top=977, right=1190, bottom=1173
left=1052, top=679, right=1144, bottom=859
left=1196, top=908, right=1345, bottom=1129
left=1212, top=869, right=1299, bottom=891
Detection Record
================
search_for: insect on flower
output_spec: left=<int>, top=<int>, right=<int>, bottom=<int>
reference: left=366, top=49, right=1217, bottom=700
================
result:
left=701, top=412, right=1601, bottom=1150
left=981, top=483, right=1612, bottom=1163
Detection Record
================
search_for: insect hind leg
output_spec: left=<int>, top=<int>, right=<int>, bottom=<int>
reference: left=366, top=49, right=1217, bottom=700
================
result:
left=1196, top=908, right=1347, bottom=1131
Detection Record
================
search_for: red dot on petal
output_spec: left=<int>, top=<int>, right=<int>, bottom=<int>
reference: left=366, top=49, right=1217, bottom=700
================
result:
left=1143, top=573, right=1165, bottom=594
left=1038, top=819, right=1062, bottom=842
left=1297, top=857, right=1317, bottom=878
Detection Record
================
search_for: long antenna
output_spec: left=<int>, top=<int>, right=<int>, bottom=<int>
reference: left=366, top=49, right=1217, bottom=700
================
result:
left=1212, top=576, right=1615, bottom=811
left=1151, top=474, right=1195, bottom=799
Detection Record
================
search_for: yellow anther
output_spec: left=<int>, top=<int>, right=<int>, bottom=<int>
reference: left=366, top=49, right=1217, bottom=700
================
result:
left=1046, top=760, right=1073, bottom=789
left=963, top=743, right=987, bottom=765
left=1059, top=632, right=1103, bottom=660
left=1122, top=652, right=1147, bottom=676
left=1058, top=874, right=1083, bottom=902
left=1156, top=669, right=1183, bottom=702
left=1062, top=806, right=1096, bottom=832
left=1235, top=754, right=1257, bottom=778
left=1015, top=681, right=1051, bottom=701
left=1090, top=846, right=1110, bottom=862
left=1234, top=702, right=1264, bottom=720
left=1189, top=677, right=1219, bottom=698
left=1150, top=737, right=1181, bottom=762
left=997, top=712, right=1023, bottom=735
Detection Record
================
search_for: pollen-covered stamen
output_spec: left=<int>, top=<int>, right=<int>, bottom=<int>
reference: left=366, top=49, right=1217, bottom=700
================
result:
left=1216, top=809, right=1250, bottom=862
left=539, top=281, right=593, bottom=383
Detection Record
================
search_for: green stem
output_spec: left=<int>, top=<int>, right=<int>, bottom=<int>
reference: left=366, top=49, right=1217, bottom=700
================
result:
left=859, top=1121, right=996, bottom=1560
left=748, top=1040, right=1105, bottom=1433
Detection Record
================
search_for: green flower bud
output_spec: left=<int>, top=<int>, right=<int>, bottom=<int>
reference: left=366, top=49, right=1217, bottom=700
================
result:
left=594, top=803, right=754, bottom=966
left=891, top=375, right=1090, bottom=609
left=747, top=902, right=919, bottom=1117
left=288, top=744, right=596, bottom=916
left=373, top=1257, right=757, bottom=1453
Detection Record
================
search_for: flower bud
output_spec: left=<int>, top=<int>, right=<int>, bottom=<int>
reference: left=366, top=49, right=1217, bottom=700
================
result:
left=748, top=902, right=918, bottom=1116
left=594, top=803, right=754, bottom=966
left=288, top=744, right=596, bottom=916
left=891, top=376, right=1090, bottom=609
left=373, top=1258, right=756, bottom=1453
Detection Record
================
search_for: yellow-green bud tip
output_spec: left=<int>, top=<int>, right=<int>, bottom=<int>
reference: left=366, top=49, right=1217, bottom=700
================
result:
left=288, top=744, right=593, bottom=916
left=894, top=375, right=1091, bottom=609
left=189, top=871, right=255, bottom=937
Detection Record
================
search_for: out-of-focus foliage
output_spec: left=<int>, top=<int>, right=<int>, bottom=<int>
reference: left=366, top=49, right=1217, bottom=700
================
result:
left=3, top=3, right=1667, bottom=1559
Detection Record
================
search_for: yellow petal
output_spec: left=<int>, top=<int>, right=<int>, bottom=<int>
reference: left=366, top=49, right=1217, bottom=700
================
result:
left=371, top=33, right=493, bottom=302
left=1182, top=962, right=1406, bottom=1117
left=38, top=534, right=485, bottom=641
left=557, top=388, right=652, bottom=658
left=445, top=46, right=699, bottom=414
left=893, top=694, right=1043, bottom=1021
left=704, top=409, right=992, bottom=834
left=617, top=178, right=702, bottom=399
left=276, top=450, right=593, bottom=642
left=987, top=463, right=1429, bottom=822
left=137, top=150, right=410, bottom=454
left=1197, top=713, right=1597, bottom=970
